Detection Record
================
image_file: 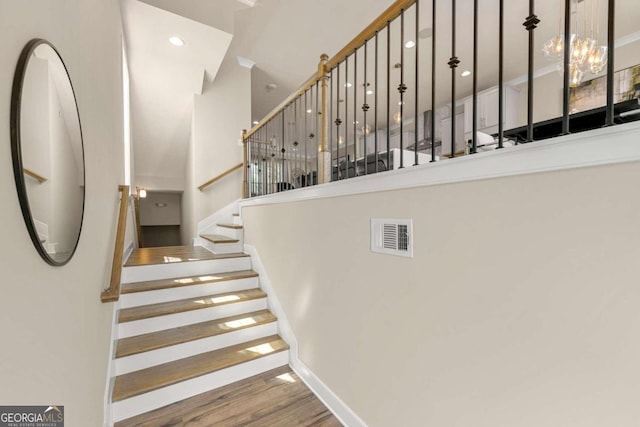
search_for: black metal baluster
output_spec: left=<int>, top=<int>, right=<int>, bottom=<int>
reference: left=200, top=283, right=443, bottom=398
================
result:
left=315, top=81, right=319, bottom=184
left=345, top=58, right=349, bottom=178
left=304, top=90, right=308, bottom=187
left=562, top=0, right=571, bottom=135
left=375, top=31, right=379, bottom=173
left=523, top=0, right=540, bottom=142
left=472, top=0, right=478, bottom=154
left=281, top=111, right=285, bottom=190
left=363, top=40, right=369, bottom=175
left=414, top=0, right=419, bottom=166
left=354, top=48, right=359, bottom=177
left=399, top=8, right=406, bottom=168
left=605, top=0, right=615, bottom=126
left=431, top=0, right=437, bottom=162
left=330, top=68, right=335, bottom=181
left=498, top=0, right=504, bottom=149
left=386, top=21, right=391, bottom=169
left=449, top=0, right=459, bottom=158
left=267, top=120, right=271, bottom=195
left=334, top=65, right=341, bottom=180
left=294, top=97, right=298, bottom=187
left=261, top=125, right=265, bottom=195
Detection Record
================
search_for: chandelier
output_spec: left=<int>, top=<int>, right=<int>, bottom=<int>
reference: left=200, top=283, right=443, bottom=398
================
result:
left=542, top=0, right=608, bottom=87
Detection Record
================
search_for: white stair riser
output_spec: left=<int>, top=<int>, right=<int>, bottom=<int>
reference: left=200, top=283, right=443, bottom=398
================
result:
left=200, top=239, right=243, bottom=255
left=122, top=257, right=251, bottom=283
left=116, top=322, right=278, bottom=375
left=118, top=298, right=268, bottom=338
left=119, top=277, right=259, bottom=308
left=232, top=216, right=242, bottom=225
left=216, top=227, right=244, bottom=241
left=113, top=350, right=289, bottom=422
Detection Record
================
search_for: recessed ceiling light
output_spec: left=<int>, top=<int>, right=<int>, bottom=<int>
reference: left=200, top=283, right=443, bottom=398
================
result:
left=306, top=109, right=312, bottom=114
left=344, top=82, right=353, bottom=88
left=461, top=70, right=471, bottom=77
left=366, top=90, right=374, bottom=95
left=252, top=120, right=259, bottom=125
left=405, top=41, right=416, bottom=48
left=169, top=36, right=184, bottom=47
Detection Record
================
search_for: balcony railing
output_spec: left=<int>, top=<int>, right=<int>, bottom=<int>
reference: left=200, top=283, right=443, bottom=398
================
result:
left=242, top=0, right=639, bottom=198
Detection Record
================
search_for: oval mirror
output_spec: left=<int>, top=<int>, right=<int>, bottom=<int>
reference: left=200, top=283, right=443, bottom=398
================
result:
left=10, top=39, right=85, bottom=266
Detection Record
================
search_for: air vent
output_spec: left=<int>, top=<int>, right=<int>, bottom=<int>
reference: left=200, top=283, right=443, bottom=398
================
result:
left=371, top=218, right=413, bottom=258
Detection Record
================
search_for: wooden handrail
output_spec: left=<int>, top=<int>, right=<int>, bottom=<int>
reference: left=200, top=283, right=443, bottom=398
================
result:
left=198, top=163, right=243, bottom=191
left=23, top=168, right=47, bottom=183
left=244, top=0, right=416, bottom=141
left=101, top=185, right=129, bottom=303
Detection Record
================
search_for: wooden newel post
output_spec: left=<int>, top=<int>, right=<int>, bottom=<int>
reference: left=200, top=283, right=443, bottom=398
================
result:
left=242, top=129, right=248, bottom=199
left=317, top=53, right=331, bottom=184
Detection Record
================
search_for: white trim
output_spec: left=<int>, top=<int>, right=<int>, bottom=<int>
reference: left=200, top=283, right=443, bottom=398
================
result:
left=103, top=301, right=120, bottom=427
left=291, top=358, right=368, bottom=427
left=240, top=121, right=640, bottom=208
left=244, top=244, right=367, bottom=427
left=243, top=245, right=298, bottom=358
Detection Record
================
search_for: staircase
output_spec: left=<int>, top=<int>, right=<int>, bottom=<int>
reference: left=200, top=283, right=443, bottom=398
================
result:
left=111, top=214, right=289, bottom=424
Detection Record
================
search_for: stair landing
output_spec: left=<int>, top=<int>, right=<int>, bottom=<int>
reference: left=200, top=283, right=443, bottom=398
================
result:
left=126, top=246, right=247, bottom=267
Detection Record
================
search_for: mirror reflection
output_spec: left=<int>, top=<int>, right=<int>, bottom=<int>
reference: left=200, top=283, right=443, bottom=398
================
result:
left=11, top=39, right=85, bottom=265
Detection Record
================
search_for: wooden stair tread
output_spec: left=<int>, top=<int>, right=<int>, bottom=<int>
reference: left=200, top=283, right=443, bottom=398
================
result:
left=112, top=335, right=289, bottom=402
left=217, top=223, right=243, bottom=229
left=200, top=234, right=240, bottom=244
left=116, top=310, right=277, bottom=358
left=121, top=270, right=257, bottom=294
left=125, top=246, right=248, bottom=267
left=118, top=288, right=267, bottom=323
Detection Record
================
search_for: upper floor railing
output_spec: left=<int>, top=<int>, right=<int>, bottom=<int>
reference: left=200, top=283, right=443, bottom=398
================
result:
left=242, top=0, right=640, bottom=198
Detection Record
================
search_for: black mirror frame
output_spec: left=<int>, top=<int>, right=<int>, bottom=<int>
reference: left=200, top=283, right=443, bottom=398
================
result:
left=10, top=38, right=86, bottom=267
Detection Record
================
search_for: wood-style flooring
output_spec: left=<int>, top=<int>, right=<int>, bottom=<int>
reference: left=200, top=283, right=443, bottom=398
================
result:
left=125, top=246, right=248, bottom=267
left=114, top=366, right=342, bottom=427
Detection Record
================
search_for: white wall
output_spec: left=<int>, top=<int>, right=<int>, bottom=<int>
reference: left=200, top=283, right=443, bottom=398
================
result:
left=181, top=114, right=196, bottom=244
left=139, top=191, right=181, bottom=226
left=0, top=1, right=124, bottom=426
left=182, top=56, right=250, bottom=243
left=243, top=160, right=640, bottom=426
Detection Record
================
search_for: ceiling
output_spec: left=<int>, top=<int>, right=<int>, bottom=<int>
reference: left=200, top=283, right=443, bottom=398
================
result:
left=122, top=0, right=640, bottom=187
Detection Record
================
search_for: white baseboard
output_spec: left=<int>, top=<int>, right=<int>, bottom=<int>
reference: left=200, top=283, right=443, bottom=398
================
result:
left=291, top=357, right=368, bottom=427
left=244, top=244, right=367, bottom=427
left=243, top=245, right=298, bottom=357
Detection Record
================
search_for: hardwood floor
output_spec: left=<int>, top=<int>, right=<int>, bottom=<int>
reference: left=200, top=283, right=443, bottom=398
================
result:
left=114, top=366, right=342, bottom=427
left=125, top=246, right=248, bottom=267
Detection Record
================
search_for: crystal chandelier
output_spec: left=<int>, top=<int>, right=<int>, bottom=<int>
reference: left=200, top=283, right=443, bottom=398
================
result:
left=542, top=0, right=608, bottom=86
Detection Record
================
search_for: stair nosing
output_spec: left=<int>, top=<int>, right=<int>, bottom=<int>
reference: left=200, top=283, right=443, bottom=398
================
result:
left=112, top=335, right=289, bottom=402
left=121, top=269, right=258, bottom=294
left=115, top=309, right=277, bottom=358
left=118, top=288, right=267, bottom=323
